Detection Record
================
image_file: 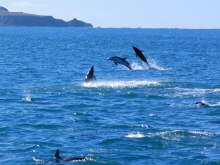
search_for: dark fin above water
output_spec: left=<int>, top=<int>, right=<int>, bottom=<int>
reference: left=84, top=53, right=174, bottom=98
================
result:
left=84, top=66, right=96, bottom=82
left=55, top=149, right=62, bottom=160
left=132, top=46, right=150, bottom=68
left=195, top=101, right=210, bottom=107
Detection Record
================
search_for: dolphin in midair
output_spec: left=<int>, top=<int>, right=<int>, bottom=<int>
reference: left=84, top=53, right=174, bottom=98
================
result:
left=54, top=149, right=85, bottom=162
left=108, top=56, right=132, bottom=70
left=84, top=66, right=96, bottom=82
left=132, top=46, right=151, bottom=68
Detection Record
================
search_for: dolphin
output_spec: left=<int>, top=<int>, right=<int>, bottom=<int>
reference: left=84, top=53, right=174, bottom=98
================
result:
left=84, top=66, right=96, bottom=82
left=195, top=101, right=210, bottom=107
left=132, top=46, right=151, bottom=68
left=108, top=56, right=132, bottom=70
left=54, top=149, right=85, bottom=162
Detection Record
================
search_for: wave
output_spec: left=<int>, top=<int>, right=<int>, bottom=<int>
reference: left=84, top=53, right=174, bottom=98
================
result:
left=125, top=130, right=220, bottom=140
left=81, top=80, right=160, bottom=88
left=165, top=87, right=220, bottom=98
left=146, top=130, right=220, bottom=141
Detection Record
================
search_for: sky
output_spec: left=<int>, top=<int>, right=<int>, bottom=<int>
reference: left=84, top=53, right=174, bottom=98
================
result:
left=0, top=0, right=220, bottom=28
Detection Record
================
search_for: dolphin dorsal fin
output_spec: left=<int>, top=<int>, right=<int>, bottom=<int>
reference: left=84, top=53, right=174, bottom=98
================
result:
left=55, top=149, right=62, bottom=160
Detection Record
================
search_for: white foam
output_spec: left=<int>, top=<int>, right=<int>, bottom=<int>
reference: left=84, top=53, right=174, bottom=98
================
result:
left=130, top=59, right=169, bottom=71
left=167, top=87, right=209, bottom=98
left=147, top=130, right=219, bottom=138
left=213, top=89, right=220, bottom=92
left=136, top=124, right=150, bottom=128
left=131, top=62, right=149, bottom=70
left=81, top=80, right=160, bottom=88
left=32, top=157, right=44, bottom=163
left=211, top=102, right=220, bottom=106
left=22, top=96, right=33, bottom=102
left=148, top=59, right=170, bottom=71
left=125, top=132, right=145, bottom=138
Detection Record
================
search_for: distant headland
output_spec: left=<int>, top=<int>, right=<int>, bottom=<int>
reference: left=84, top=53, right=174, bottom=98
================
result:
left=0, top=6, right=93, bottom=27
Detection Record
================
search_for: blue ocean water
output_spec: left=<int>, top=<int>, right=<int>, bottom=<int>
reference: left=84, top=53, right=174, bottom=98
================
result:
left=0, top=27, right=220, bottom=165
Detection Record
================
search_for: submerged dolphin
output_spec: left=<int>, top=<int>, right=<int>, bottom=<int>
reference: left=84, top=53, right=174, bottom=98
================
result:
left=132, top=46, right=151, bottom=68
left=108, top=56, right=132, bottom=70
left=54, top=149, right=85, bottom=162
left=84, top=66, right=96, bottom=82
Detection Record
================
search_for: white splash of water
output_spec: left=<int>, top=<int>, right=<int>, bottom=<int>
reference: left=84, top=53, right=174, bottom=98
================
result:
left=213, top=89, right=220, bottom=92
left=81, top=80, right=160, bottom=88
left=130, top=58, right=169, bottom=71
left=125, top=132, right=145, bottom=138
left=32, top=157, right=44, bottom=163
left=148, top=59, right=170, bottom=71
left=22, top=96, right=33, bottom=102
left=131, top=62, right=149, bottom=70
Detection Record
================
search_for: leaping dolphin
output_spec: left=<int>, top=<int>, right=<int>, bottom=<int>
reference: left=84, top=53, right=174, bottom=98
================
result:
left=132, top=46, right=151, bottom=68
left=108, top=56, right=132, bottom=70
left=54, top=149, right=85, bottom=162
left=84, top=66, right=96, bottom=82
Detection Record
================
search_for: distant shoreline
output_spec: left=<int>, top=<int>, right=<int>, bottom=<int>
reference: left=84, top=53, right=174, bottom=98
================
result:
left=0, top=6, right=93, bottom=27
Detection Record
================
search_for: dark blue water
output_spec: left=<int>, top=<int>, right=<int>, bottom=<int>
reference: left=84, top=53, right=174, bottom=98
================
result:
left=1, top=27, right=220, bottom=165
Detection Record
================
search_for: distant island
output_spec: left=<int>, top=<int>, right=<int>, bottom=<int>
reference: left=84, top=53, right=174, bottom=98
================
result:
left=0, top=6, right=93, bottom=27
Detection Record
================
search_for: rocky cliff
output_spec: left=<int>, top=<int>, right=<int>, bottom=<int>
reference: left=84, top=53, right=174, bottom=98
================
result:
left=0, top=6, right=93, bottom=27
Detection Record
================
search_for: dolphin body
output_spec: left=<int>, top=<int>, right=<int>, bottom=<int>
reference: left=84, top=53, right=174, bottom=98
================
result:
left=108, top=56, right=132, bottom=70
left=54, top=149, right=85, bottom=162
left=84, top=66, right=96, bottom=82
left=132, top=46, right=151, bottom=68
left=195, top=101, right=210, bottom=107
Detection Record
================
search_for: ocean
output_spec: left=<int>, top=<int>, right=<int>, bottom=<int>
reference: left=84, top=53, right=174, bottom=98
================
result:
left=0, top=27, right=220, bottom=165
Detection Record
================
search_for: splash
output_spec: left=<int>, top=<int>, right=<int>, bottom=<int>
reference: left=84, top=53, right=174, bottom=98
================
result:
left=125, top=132, right=145, bottom=138
left=211, top=101, right=220, bottom=107
left=130, top=58, right=169, bottom=71
left=32, top=157, right=44, bottom=163
left=213, top=89, right=220, bottom=92
left=131, top=62, right=149, bottom=70
left=81, top=80, right=160, bottom=88
left=148, top=59, right=170, bottom=71
left=22, top=96, right=33, bottom=102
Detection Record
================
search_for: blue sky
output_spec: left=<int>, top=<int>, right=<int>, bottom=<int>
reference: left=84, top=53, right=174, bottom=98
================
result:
left=1, top=0, right=220, bottom=28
